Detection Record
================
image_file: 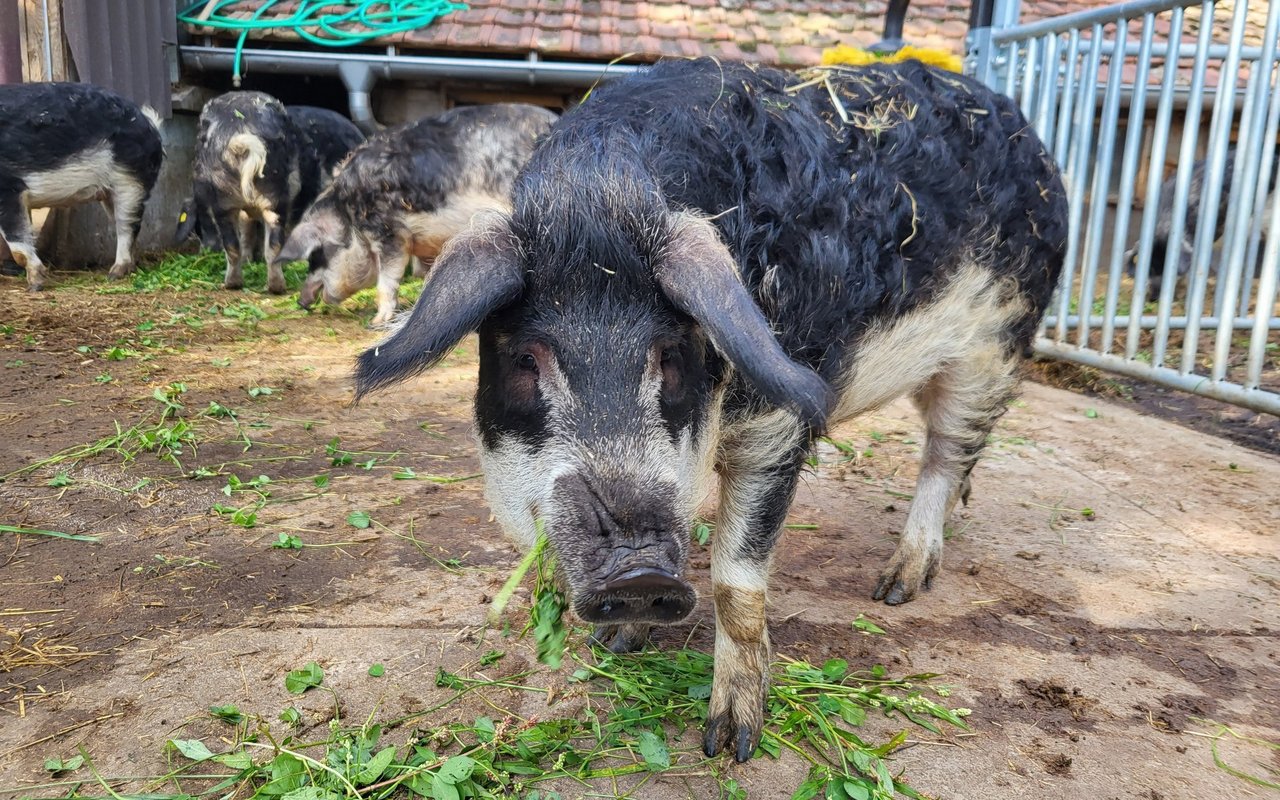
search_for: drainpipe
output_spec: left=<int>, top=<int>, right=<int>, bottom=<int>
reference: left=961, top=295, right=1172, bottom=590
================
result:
left=181, top=45, right=644, bottom=127
left=338, top=60, right=377, bottom=133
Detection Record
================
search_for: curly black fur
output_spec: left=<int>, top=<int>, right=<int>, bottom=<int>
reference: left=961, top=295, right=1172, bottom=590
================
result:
left=189, top=91, right=313, bottom=236
left=0, top=82, right=162, bottom=194
left=357, top=59, right=1068, bottom=428
left=286, top=105, right=365, bottom=182
left=513, top=59, right=1066, bottom=388
left=307, top=103, right=558, bottom=255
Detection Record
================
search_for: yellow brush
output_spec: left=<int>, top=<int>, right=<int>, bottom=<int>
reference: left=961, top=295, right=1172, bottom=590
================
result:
left=821, top=45, right=964, bottom=74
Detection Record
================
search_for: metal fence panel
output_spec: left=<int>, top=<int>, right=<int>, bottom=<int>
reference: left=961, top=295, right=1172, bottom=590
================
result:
left=969, top=0, right=1280, bottom=415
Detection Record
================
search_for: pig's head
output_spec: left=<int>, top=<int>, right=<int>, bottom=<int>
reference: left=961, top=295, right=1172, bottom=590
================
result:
left=275, top=201, right=377, bottom=310
left=175, top=195, right=225, bottom=252
left=353, top=156, right=832, bottom=634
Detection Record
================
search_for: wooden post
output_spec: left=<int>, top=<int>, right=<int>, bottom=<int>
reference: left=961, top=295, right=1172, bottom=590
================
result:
left=16, top=0, right=72, bottom=82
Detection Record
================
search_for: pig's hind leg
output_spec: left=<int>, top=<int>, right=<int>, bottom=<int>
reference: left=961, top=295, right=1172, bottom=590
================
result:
left=872, top=343, right=1021, bottom=605
left=703, top=408, right=808, bottom=762
left=262, top=211, right=287, bottom=294
left=105, top=177, right=148, bottom=280
left=214, top=209, right=249, bottom=290
left=0, top=191, right=47, bottom=290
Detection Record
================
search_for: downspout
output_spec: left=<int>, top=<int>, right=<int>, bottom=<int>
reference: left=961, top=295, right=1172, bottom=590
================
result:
left=338, top=60, right=377, bottom=133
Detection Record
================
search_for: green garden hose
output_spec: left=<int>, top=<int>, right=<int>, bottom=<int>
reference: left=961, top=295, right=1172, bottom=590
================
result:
left=177, top=0, right=468, bottom=85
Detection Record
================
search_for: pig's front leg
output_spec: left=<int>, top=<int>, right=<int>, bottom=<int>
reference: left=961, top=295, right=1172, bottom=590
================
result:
left=703, top=410, right=806, bottom=762
left=371, top=247, right=409, bottom=327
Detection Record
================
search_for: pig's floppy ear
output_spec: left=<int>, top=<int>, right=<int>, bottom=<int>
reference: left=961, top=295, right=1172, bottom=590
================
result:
left=353, top=212, right=525, bottom=400
left=174, top=198, right=199, bottom=243
left=274, top=209, right=343, bottom=265
left=655, top=212, right=834, bottom=430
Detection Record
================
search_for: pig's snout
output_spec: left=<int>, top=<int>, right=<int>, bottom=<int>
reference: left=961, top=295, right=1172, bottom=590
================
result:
left=576, top=567, right=696, bottom=625
left=552, top=471, right=694, bottom=624
left=297, top=277, right=322, bottom=310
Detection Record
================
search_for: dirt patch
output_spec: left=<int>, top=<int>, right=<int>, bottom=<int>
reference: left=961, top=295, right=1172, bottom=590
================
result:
left=1027, top=358, right=1280, bottom=455
left=2, top=273, right=1279, bottom=800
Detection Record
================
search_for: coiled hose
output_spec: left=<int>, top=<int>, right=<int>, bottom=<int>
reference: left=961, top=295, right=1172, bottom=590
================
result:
left=177, top=0, right=468, bottom=86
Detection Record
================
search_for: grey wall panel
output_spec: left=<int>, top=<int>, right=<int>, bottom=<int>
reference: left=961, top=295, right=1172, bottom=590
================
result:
left=63, top=0, right=174, bottom=116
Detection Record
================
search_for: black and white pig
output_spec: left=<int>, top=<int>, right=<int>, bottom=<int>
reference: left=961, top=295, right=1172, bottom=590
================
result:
left=186, top=91, right=326, bottom=294
left=355, top=59, right=1067, bottom=761
left=0, top=82, right=163, bottom=290
left=273, top=103, right=557, bottom=326
left=175, top=104, right=363, bottom=253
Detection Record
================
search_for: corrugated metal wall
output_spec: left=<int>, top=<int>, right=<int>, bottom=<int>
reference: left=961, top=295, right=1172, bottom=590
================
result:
left=0, top=1, right=22, bottom=84
left=62, top=0, right=177, bottom=116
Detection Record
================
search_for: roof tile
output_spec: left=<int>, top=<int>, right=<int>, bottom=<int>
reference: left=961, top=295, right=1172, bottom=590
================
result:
left=189, top=0, right=1269, bottom=73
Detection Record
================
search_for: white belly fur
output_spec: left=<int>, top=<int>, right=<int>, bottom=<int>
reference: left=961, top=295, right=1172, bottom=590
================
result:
left=832, top=259, right=1030, bottom=422
left=21, top=144, right=122, bottom=209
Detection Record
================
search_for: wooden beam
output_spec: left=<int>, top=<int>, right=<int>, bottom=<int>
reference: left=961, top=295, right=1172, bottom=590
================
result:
left=17, top=0, right=72, bottom=82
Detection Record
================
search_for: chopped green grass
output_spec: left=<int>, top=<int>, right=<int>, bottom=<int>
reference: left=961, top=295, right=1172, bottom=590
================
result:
left=15, top=646, right=965, bottom=800
left=103, top=251, right=309, bottom=294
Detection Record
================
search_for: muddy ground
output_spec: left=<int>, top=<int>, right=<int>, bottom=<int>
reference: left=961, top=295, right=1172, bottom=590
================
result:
left=0, top=271, right=1277, bottom=800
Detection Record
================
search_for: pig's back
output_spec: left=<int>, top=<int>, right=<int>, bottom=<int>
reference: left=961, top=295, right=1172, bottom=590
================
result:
left=549, top=57, right=1067, bottom=372
left=0, top=82, right=162, bottom=185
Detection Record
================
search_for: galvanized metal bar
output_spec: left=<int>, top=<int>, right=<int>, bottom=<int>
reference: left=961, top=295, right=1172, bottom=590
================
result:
left=1244, top=172, right=1280, bottom=389
left=1052, top=28, right=1082, bottom=170
left=1077, top=18, right=1129, bottom=347
left=1047, top=314, right=1279, bottom=330
left=994, top=0, right=1197, bottom=42
left=1101, top=12, right=1155, bottom=354
left=1056, top=24, right=1105, bottom=343
left=1152, top=0, right=1216, bottom=366
left=1179, top=0, right=1249, bottom=377
left=1064, top=38, right=1279, bottom=62
left=1019, top=35, right=1039, bottom=115
left=1212, top=1, right=1278, bottom=382
left=1127, top=5, right=1186, bottom=359
left=1035, top=338, right=1280, bottom=415
left=1003, top=38, right=1022, bottom=99
left=1209, top=61, right=1260, bottom=324
left=1240, top=62, right=1280, bottom=309
left=966, top=25, right=998, bottom=86
left=1034, top=32, right=1060, bottom=138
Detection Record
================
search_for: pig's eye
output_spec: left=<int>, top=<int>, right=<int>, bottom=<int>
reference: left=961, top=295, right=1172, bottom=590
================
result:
left=516, top=352, right=538, bottom=372
left=660, top=347, right=677, bottom=367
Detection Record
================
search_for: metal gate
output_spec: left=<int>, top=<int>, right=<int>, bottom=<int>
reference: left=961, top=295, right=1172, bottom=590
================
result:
left=968, top=0, right=1280, bottom=415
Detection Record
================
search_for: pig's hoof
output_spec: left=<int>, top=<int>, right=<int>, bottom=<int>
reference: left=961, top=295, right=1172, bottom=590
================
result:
left=370, top=311, right=395, bottom=328
left=224, top=279, right=244, bottom=291
left=703, top=711, right=762, bottom=763
left=590, top=623, right=651, bottom=653
left=871, top=550, right=940, bottom=605
left=267, top=279, right=287, bottom=295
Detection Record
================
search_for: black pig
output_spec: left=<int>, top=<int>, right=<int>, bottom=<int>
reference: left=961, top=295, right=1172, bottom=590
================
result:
left=355, top=59, right=1068, bottom=761
left=186, top=91, right=322, bottom=293
left=275, top=103, right=557, bottom=326
left=0, top=82, right=163, bottom=289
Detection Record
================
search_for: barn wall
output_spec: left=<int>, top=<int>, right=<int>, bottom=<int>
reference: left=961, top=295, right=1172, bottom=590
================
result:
left=62, top=0, right=177, bottom=117
left=0, top=0, right=22, bottom=84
